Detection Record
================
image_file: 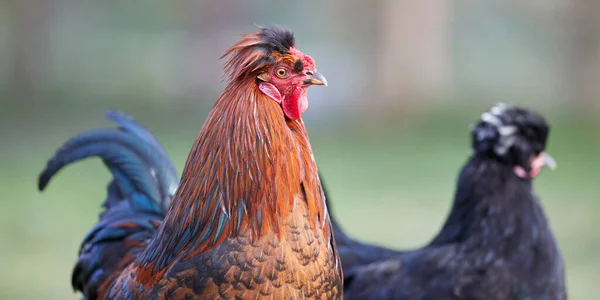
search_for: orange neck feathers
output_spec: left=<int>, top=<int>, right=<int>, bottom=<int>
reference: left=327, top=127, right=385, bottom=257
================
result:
left=136, top=79, right=328, bottom=280
left=134, top=27, right=329, bottom=281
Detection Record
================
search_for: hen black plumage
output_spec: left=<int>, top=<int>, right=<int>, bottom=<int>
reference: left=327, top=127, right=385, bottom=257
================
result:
left=326, top=103, right=566, bottom=300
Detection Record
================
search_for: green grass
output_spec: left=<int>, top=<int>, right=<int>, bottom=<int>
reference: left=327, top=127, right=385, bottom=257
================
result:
left=1, top=105, right=598, bottom=299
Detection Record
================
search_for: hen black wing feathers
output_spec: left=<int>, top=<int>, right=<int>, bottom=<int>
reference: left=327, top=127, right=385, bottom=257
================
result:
left=321, top=104, right=565, bottom=300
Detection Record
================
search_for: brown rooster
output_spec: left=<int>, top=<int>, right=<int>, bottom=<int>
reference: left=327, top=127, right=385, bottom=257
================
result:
left=38, top=26, right=342, bottom=299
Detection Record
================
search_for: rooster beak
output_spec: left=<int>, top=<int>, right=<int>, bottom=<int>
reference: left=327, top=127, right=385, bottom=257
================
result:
left=303, top=71, right=327, bottom=87
left=534, top=152, right=557, bottom=170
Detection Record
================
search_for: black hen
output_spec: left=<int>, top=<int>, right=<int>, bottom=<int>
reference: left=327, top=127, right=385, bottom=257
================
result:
left=326, top=103, right=566, bottom=300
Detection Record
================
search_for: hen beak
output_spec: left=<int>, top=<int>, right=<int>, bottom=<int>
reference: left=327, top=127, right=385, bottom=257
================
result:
left=303, top=71, right=328, bottom=86
left=533, top=152, right=557, bottom=170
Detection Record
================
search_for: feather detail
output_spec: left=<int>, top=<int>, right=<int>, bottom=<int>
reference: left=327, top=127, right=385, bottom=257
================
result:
left=37, top=111, right=178, bottom=299
left=41, top=26, right=341, bottom=299
left=134, top=82, right=328, bottom=283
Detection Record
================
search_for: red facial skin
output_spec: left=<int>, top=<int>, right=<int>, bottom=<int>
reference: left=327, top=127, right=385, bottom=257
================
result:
left=258, top=47, right=318, bottom=120
left=513, top=152, right=556, bottom=179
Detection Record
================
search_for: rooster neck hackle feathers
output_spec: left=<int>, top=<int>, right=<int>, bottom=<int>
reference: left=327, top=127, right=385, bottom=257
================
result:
left=134, top=26, right=329, bottom=282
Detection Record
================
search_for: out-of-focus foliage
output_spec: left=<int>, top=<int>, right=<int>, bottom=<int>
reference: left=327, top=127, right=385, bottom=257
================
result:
left=0, top=0, right=598, bottom=299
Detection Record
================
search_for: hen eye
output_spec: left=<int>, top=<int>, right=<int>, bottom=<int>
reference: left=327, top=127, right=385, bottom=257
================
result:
left=276, top=68, right=287, bottom=78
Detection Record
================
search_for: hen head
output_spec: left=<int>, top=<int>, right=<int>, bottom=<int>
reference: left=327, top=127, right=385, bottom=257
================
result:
left=223, top=25, right=327, bottom=120
left=470, top=103, right=556, bottom=179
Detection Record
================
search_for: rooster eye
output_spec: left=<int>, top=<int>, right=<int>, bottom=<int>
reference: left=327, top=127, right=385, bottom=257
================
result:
left=275, top=68, right=287, bottom=78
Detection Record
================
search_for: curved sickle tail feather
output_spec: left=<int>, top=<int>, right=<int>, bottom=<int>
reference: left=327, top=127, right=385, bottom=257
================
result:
left=38, top=110, right=179, bottom=212
left=38, top=111, right=179, bottom=299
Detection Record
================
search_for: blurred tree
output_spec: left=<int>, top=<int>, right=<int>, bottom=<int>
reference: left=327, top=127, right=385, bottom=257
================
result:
left=178, top=0, right=256, bottom=102
left=376, top=0, right=452, bottom=114
left=9, top=0, right=56, bottom=108
left=566, top=0, right=600, bottom=111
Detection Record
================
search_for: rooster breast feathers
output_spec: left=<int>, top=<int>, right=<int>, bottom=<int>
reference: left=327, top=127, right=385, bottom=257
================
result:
left=38, top=111, right=179, bottom=300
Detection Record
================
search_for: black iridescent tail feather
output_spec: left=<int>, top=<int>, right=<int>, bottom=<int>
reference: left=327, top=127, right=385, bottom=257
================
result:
left=38, top=111, right=179, bottom=299
left=38, top=110, right=178, bottom=212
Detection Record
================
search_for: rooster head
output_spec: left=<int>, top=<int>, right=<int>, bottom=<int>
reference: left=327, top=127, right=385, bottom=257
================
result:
left=222, top=25, right=326, bottom=120
left=470, top=103, right=556, bottom=179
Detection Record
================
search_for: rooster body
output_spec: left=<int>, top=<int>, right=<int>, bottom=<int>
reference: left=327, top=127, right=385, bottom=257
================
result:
left=40, top=26, right=342, bottom=299
left=327, top=104, right=566, bottom=300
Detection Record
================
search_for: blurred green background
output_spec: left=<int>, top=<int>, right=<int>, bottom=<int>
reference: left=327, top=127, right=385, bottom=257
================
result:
left=1, top=0, right=599, bottom=299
